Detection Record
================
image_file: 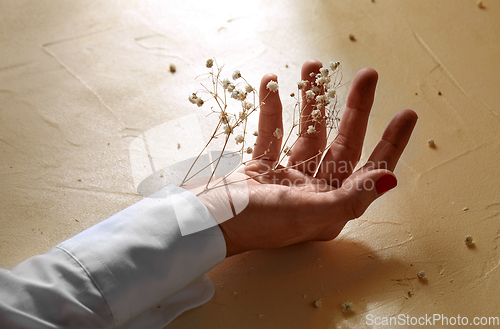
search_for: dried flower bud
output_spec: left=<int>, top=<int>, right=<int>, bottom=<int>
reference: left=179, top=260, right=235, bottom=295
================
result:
left=206, top=58, right=214, bottom=68
left=239, top=110, right=248, bottom=120
left=223, top=124, right=233, bottom=135
left=232, top=70, right=241, bottom=80
left=196, top=98, right=204, bottom=107
left=311, top=109, right=322, bottom=121
left=297, top=80, right=308, bottom=90
left=242, top=101, right=253, bottom=110
left=220, top=112, right=229, bottom=124
left=307, top=125, right=317, bottom=134
left=253, top=130, right=259, bottom=136
left=316, top=76, right=328, bottom=85
left=329, top=61, right=340, bottom=70
left=273, top=128, right=283, bottom=139
left=235, top=134, right=244, bottom=144
left=222, top=79, right=231, bottom=89
left=284, top=146, right=292, bottom=156
left=306, top=90, right=315, bottom=100
left=290, top=92, right=295, bottom=97
left=188, top=93, right=198, bottom=104
left=266, top=81, right=279, bottom=92
left=246, top=147, right=253, bottom=154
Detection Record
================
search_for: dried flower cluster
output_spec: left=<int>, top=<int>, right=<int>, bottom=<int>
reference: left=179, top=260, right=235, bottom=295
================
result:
left=181, top=58, right=343, bottom=191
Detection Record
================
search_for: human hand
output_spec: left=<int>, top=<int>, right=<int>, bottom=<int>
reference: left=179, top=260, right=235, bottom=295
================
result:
left=197, top=60, right=417, bottom=257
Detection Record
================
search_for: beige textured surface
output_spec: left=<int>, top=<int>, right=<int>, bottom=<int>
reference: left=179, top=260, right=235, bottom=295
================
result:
left=1, top=0, right=499, bottom=328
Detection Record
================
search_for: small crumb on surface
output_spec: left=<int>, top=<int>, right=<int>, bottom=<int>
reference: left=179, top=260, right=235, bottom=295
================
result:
left=341, top=301, right=354, bottom=312
left=463, top=207, right=469, bottom=211
left=417, top=270, right=426, bottom=278
left=314, top=300, right=322, bottom=308
left=258, top=314, right=265, bottom=318
left=465, top=235, right=473, bottom=245
left=169, top=64, right=176, bottom=73
left=438, top=91, right=442, bottom=95
left=477, top=0, right=485, bottom=9
left=177, top=143, right=181, bottom=149
left=349, top=34, right=356, bottom=41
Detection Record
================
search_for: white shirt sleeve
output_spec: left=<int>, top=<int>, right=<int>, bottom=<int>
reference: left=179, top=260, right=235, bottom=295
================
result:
left=0, top=185, right=227, bottom=329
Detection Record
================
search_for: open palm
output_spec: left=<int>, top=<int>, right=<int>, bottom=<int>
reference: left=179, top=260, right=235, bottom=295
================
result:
left=199, top=60, right=417, bottom=257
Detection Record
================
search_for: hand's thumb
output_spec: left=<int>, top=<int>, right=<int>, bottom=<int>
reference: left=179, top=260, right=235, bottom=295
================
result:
left=339, top=169, right=397, bottom=220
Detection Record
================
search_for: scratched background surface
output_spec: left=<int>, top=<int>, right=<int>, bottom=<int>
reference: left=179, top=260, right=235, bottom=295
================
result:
left=1, top=0, right=499, bottom=328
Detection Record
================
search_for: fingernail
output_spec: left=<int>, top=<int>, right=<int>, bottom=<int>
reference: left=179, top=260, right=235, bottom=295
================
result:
left=375, top=174, right=397, bottom=196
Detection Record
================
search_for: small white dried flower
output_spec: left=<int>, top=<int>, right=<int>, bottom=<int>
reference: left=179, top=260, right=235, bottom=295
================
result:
left=223, top=124, right=233, bottom=135
left=246, top=147, right=253, bottom=154
left=245, top=84, right=254, bottom=93
left=188, top=93, right=198, bottom=104
left=309, top=72, right=315, bottom=77
left=227, top=83, right=235, bottom=92
left=235, top=134, right=244, bottom=144
left=239, top=110, right=248, bottom=120
left=316, top=76, right=328, bottom=85
left=231, top=90, right=247, bottom=101
left=316, top=95, right=329, bottom=105
left=221, top=78, right=231, bottom=89
left=307, top=125, right=317, bottom=134
left=312, top=86, right=320, bottom=94
left=465, top=235, right=473, bottom=245
left=220, top=112, right=229, bottom=124
left=232, top=70, right=241, bottom=80
left=327, top=89, right=337, bottom=98
left=341, top=302, right=354, bottom=312
left=206, top=58, right=214, bottom=68
left=306, top=90, right=315, bottom=100
left=311, top=109, right=322, bottom=121
left=417, top=270, right=426, bottom=278
left=196, top=98, right=204, bottom=107
left=266, top=80, right=279, bottom=92
left=253, top=130, right=259, bottom=136
left=320, top=67, right=329, bottom=77
left=242, top=101, right=253, bottom=110
left=297, top=80, right=308, bottom=90
left=329, top=61, right=340, bottom=70
left=273, top=128, right=283, bottom=139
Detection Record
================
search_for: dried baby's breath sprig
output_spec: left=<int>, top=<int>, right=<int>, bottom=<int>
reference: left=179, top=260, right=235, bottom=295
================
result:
left=181, top=59, right=344, bottom=192
left=266, top=81, right=279, bottom=92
